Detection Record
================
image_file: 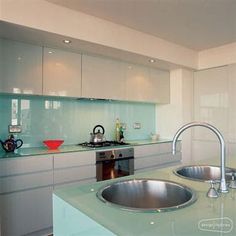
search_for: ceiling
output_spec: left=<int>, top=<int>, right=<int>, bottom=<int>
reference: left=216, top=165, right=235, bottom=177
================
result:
left=46, top=0, right=236, bottom=51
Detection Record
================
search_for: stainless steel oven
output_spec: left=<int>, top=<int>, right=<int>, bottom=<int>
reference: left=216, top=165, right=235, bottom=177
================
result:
left=96, top=148, right=134, bottom=181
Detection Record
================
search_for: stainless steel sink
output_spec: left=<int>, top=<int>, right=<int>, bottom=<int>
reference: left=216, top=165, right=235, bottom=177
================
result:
left=97, top=179, right=197, bottom=212
left=174, top=165, right=236, bottom=182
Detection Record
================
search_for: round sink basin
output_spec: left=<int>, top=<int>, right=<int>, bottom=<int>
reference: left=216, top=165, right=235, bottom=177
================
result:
left=174, top=165, right=236, bottom=182
left=97, top=179, right=197, bottom=212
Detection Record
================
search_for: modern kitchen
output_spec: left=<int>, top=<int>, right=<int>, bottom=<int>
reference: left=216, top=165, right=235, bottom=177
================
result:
left=0, top=0, right=236, bottom=235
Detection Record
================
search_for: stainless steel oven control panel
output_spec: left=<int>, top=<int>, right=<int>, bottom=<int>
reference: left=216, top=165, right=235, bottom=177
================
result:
left=96, top=148, right=134, bottom=162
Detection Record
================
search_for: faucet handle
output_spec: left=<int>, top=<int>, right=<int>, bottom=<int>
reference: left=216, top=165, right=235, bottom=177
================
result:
left=205, top=180, right=220, bottom=198
left=226, top=172, right=236, bottom=189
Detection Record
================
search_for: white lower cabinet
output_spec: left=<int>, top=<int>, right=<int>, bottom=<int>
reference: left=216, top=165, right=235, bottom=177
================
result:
left=0, top=151, right=96, bottom=236
left=1, top=187, right=53, bottom=236
left=134, top=142, right=181, bottom=172
left=53, top=151, right=96, bottom=189
left=0, top=155, right=53, bottom=236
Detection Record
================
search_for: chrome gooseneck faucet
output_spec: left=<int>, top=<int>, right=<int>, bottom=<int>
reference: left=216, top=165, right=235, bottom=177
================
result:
left=172, top=122, right=228, bottom=193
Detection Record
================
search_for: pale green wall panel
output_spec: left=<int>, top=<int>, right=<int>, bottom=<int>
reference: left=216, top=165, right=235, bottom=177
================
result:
left=0, top=94, right=156, bottom=147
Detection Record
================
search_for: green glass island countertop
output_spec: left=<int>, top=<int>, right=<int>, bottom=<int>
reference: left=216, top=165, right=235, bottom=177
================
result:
left=53, top=157, right=236, bottom=236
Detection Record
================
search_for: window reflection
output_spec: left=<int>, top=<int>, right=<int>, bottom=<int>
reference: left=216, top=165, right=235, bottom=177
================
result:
left=11, top=99, right=18, bottom=125
left=11, top=98, right=31, bottom=131
left=13, top=88, right=21, bottom=93
left=45, top=100, right=61, bottom=110
left=21, top=100, right=30, bottom=134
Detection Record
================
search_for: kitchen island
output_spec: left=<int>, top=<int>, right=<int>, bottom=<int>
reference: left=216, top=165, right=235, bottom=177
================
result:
left=53, top=157, right=236, bottom=236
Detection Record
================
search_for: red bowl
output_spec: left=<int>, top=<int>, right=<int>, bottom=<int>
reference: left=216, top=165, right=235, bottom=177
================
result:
left=43, top=140, right=64, bottom=149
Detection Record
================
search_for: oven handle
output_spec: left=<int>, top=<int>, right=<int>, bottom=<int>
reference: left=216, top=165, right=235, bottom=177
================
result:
left=96, top=156, right=134, bottom=164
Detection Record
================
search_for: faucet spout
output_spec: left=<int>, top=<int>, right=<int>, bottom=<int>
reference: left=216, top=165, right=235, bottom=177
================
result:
left=172, top=122, right=228, bottom=193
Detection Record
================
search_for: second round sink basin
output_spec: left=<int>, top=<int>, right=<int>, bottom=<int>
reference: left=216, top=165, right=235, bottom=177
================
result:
left=97, top=179, right=197, bottom=212
left=174, top=165, right=236, bottom=182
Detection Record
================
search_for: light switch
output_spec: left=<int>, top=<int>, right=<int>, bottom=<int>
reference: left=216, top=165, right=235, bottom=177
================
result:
left=133, top=123, right=141, bottom=129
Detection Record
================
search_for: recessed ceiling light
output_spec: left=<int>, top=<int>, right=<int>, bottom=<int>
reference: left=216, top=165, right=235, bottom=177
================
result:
left=63, top=39, right=71, bottom=44
left=48, top=51, right=53, bottom=54
left=148, top=59, right=156, bottom=63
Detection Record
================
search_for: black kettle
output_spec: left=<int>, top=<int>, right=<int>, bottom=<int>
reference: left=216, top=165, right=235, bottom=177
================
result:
left=0, top=134, right=23, bottom=152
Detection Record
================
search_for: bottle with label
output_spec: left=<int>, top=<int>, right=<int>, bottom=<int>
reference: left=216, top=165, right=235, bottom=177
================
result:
left=115, top=118, right=121, bottom=142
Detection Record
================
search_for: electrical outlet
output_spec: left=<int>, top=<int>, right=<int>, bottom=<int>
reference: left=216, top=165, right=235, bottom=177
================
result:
left=8, top=125, right=22, bottom=133
left=133, top=122, right=141, bottom=129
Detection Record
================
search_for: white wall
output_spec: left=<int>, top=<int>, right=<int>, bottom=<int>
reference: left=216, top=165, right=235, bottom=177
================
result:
left=198, top=42, right=236, bottom=70
left=156, top=68, right=194, bottom=164
left=0, top=0, right=198, bottom=69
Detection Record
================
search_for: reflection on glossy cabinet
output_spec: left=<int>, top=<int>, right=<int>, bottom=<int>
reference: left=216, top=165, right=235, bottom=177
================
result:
left=82, top=54, right=125, bottom=100
left=1, top=187, right=53, bottom=236
left=124, top=63, right=149, bottom=102
left=0, top=155, right=53, bottom=236
left=124, top=63, right=170, bottom=103
left=0, top=38, right=43, bottom=95
left=193, top=66, right=228, bottom=141
left=134, top=142, right=181, bottom=172
left=43, top=47, right=82, bottom=97
left=228, top=64, right=236, bottom=142
left=148, top=68, right=170, bottom=103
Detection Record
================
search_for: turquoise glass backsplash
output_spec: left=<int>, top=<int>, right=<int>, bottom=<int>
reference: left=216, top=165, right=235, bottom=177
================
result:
left=0, top=94, right=156, bottom=147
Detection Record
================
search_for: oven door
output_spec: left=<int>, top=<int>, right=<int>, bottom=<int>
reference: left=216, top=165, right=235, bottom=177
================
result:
left=96, top=157, right=134, bottom=181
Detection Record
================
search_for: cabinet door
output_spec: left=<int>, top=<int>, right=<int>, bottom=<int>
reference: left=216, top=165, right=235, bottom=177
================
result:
left=43, top=47, right=82, bottom=97
left=124, top=63, right=149, bottom=102
left=0, top=38, right=43, bottom=95
left=124, top=63, right=170, bottom=103
left=82, top=54, right=125, bottom=100
left=148, top=68, right=170, bottom=103
left=228, top=64, right=236, bottom=142
left=194, top=66, right=228, bottom=141
left=134, top=143, right=181, bottom=172
left=0, top=155, right=53, bottom=236
left=53, top=151, right=96, bottom=186
left=1, top=187, right=53, bottom=236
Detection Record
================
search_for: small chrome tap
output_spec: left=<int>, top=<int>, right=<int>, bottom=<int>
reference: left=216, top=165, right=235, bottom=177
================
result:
left=206, top=180, right=220, bottom=198
left=226, top=172, right=236, bottom=189
left=172, top=122, right=228, bottom=193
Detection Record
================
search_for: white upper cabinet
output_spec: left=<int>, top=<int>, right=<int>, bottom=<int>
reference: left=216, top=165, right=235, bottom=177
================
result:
left=0, top=38, right=43, bottom=95
left=148, top=68, right=170, bottom=103
left=82, top=54, right=125, bottom=100
left=124, top=63, right=170, bottom=103
left=82, top=54, right=170, bottom=103
left=0, top=38, right=170, bottom=103
left=43, top=47, right=82, bottom=97
left=124, top=63, right=149, bottom=102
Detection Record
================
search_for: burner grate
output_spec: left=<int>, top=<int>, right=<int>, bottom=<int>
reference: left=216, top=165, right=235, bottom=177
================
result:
left=78, top=141, right=129, bottom=148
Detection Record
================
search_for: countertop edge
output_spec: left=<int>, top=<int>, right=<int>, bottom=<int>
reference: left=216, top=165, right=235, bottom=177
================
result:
left=0, top=139, right=176, bottom=159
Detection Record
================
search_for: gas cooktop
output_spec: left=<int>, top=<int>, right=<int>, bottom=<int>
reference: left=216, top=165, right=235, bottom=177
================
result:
left=78, top=141, right=130, bottom=148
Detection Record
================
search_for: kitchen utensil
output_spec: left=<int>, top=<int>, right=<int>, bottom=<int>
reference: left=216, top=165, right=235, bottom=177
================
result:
left=0, top=134, right=23, bottom=152
left=150, top=133, right=160, bottom=141
left=90, top=125, right=106, bottom=143
left=43, top=139, right=64, bottom=149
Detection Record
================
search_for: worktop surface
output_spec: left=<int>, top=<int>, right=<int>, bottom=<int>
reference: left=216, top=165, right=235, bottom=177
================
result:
left=0, top=139, right=172, bottom=159
left=54, top=157, right=236, bottom=236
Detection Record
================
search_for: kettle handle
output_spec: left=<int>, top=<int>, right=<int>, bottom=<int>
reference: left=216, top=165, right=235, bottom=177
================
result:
left=93, top=125, right=105, bottom=134
left=15, top=139, right=23, bottom=149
